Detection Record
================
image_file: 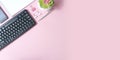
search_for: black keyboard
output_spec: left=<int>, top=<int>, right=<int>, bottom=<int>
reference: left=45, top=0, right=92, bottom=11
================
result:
left=0, top=10, right=36, bottom=50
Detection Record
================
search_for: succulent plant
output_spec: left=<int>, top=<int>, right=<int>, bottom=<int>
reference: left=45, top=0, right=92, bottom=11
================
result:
left=39, top=0, right=54, bottom=9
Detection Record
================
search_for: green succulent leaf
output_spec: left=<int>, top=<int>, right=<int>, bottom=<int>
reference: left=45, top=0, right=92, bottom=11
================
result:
left=39, top=0, right=54, bottom=9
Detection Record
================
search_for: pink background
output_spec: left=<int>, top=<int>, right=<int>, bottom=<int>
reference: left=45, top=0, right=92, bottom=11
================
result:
left=0, top=0, right=120, bottom=60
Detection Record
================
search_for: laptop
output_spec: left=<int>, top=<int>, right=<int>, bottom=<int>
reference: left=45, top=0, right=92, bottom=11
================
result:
left=0, top=0, right=54, bottom=50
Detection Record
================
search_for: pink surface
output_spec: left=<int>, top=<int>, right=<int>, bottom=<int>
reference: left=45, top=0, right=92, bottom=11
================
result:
left=0, top=0, right=120, bottom=60
left=66, top=0, right=120, bottom=60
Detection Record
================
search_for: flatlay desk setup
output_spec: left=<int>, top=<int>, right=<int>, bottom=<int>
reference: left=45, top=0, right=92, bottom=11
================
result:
left=0, top=0, right=56, bottom=60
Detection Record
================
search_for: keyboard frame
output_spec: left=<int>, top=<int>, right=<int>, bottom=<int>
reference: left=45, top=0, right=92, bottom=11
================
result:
left=0, top=10, right=37, bottom=50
